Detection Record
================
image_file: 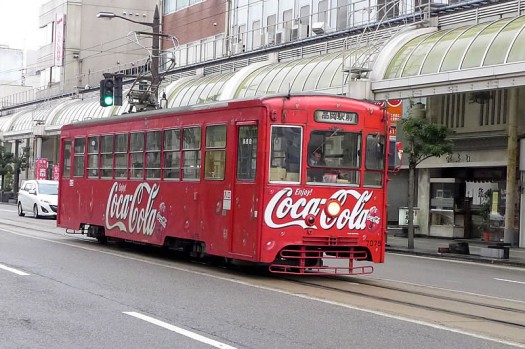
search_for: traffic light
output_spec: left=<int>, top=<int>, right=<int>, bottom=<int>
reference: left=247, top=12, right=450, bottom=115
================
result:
left=100, top=78, right=114, bottom=107
left=113, top=75, right=123, bottom=106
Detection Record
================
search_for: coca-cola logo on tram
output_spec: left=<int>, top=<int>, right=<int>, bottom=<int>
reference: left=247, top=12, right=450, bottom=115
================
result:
left=263, top=188, right=381, bottom=232
left=105, top=182, right=168, bottom=236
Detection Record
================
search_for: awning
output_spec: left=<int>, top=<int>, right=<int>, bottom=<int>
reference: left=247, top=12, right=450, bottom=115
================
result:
left=373, top=15, right=525, bottom=99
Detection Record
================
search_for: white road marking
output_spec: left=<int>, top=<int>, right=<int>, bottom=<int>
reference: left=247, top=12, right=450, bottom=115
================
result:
left=0, top=208, right=16, bottom=212
left=495, top=278, right=525, bottom=285
left=3, top=228, right=524, bottom=348
left=0, top=263, right=30, bottom=275
left=123, top=312, right=237, bottom=349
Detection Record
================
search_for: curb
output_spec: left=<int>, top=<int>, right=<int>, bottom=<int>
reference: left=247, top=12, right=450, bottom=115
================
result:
left=386, top=247, right=525, bottom=268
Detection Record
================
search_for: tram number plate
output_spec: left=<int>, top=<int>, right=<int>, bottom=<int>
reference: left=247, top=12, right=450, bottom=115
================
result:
left=366, top=240, right=382, bottom=247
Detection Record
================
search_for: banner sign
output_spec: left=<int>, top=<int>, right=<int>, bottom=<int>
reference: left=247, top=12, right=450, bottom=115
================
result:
left=35, top=158, right=49, bottom=180
left=53, top=164, right=60, bottom=181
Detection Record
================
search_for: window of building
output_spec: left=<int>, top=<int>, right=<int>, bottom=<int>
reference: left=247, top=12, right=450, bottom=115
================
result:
left=163, top=0, right=203, bottom=15
left=164, top=129, right=180, bottom=180
left=204, top=124, right=226, bottom=180
left=252, top=20, right=261, bottom=48
left=183, top=126, right=201, bottom=180
left=115, top=134, right=128, bottom=178
left=73, top=138, right=86, bottom=177
left=62, top=140, right=71, bottom=178
left=336, top=0, right=348, bottom=31
left=283, top=9, right=293, bottom=29
left=318, top=0, right=328, bottom=25
left=237, top=125, right=258, bottom=181
left=130, top=132, right=144, bottom=179
left=267, top=14, right=277, bottom=40
left=100, top=135, right=114, bottom=178
left=146, top=131, right=161, bottom=179
left=299, top=5, right=310, bottom=38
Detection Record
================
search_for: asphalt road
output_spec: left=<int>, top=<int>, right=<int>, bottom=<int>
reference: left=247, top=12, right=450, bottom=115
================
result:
left=0, top=205, right=523, bottom=348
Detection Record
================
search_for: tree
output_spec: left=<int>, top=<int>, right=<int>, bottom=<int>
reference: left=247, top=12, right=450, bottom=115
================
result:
left=399, top=103, right=454, bottom=249
left=0, top=145, right=14, bottom=191
left=13, top=140, right=30, bottom=194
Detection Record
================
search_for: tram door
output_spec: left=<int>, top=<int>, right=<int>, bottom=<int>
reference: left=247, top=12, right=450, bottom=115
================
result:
left=231, top=123, right=259, bottom=257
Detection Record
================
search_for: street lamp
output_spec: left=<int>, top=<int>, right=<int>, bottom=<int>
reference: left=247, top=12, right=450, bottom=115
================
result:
left=97, top=5, right=161, bottom=107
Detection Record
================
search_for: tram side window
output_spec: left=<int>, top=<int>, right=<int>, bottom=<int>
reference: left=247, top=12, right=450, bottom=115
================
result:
left=73, top=138, right=86, bottom=177
left=146, top=131, right=161, bottom=179
left=87, top=136, right=99, bottom=178
left=269, top=126, right=301, bottom=182
left=163, top=129, right=180, bottom=180
left=100, top=135, right=114, bottom=178
left=237, top=125, right=258, bottom=180
left=364, top=134, right=385, bottom=187
left=130, top=132, right=145, bottom=179
left=182, top=126, right=201, bottom=180
left=204, top=124, right=226, bottom=180
left=115, top=134, right=128, bottom=178
left=62, top=140, right=71, bottom=178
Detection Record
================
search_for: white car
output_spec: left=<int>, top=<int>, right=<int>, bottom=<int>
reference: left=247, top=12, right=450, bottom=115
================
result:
left=17, top=180, right=58, bottom=218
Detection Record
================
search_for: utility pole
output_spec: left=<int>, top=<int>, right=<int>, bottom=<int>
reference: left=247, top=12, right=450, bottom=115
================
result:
left=151, top=5, right=160, bottom=105
left=97, top=5, right=162, bottom=109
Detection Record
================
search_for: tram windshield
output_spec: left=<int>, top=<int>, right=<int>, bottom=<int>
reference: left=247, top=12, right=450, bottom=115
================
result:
left=267, top=125, right=385, bottom=187
left=306, top=129, right=361, bottom=185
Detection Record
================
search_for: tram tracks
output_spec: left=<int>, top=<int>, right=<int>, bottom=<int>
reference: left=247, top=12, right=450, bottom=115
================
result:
left=276, top=275, right=525, bottom=345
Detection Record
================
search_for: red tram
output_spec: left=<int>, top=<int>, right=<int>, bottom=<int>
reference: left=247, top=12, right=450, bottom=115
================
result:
left=58, top=94, right=393, bottom=275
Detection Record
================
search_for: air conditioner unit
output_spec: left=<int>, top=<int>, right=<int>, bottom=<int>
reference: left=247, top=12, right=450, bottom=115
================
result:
left=265, top=32, right=275, bottom=46
left=291, top=27, right=299, bottom=41
left=275, top=30, right=283, bottom=44
left=312, top=22, right=325, bottom=35
left=232, top=43, right=244, bottom=54
left=258, top=33, right=266, bottom=48
left=282, top=27, right=291, bottom=42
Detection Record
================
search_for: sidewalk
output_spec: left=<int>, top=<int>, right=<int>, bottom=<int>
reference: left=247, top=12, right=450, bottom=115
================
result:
left=386, top=230, right=525, bottom=268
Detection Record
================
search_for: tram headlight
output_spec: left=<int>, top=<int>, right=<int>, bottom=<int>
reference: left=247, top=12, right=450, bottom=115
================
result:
left=325, top=200, right=341, bottom=218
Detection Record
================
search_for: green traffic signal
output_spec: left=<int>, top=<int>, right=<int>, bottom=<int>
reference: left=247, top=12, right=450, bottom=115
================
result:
left=100, top=78, right=115, bottom=107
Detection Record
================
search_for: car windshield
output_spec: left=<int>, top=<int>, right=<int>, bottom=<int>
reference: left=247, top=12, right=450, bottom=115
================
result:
left=38, top=182, right=58, bottom=195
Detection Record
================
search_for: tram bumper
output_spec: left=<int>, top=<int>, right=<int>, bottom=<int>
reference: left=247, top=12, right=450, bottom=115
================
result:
left=268, top=245, right=374, bottom=276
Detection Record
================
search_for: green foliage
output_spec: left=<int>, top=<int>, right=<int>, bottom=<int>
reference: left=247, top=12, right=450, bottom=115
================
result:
left=4, top=172, right=12, bottom=191
left=14, top=146, right=30, bottom=172
left=400, top=116, right=454, bottom=166
left=479, top=190, right=492, bottom=230
left=0, top=145, right=14, bottom=191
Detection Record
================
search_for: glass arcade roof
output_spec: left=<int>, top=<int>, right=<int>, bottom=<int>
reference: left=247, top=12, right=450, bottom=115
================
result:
left=384, top=16, right=525, bottom=79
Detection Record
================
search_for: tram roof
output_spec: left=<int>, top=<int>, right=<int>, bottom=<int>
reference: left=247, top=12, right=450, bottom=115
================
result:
left=60, top=92, right=376, bottom=130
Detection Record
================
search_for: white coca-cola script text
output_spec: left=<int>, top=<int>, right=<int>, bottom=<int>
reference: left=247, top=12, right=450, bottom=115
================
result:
left=264, top=188, right=377, bottom=230
left=105, top=182, right=160, bottom=236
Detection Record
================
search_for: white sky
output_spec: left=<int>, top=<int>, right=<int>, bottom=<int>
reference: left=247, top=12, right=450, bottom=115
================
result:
left=0, top=0, right=44, bottom=50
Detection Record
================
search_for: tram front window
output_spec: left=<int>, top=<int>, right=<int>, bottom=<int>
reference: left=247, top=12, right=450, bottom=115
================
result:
left=307, top=130, right=360, bottom=185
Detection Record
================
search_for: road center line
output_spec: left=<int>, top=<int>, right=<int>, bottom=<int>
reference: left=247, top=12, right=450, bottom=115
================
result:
left=494, top=278, right=525, bottom=285
left=0, top=263, right=30, bottom=276
left=123, top=311, right=237, bottom=349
